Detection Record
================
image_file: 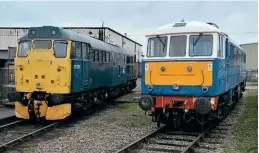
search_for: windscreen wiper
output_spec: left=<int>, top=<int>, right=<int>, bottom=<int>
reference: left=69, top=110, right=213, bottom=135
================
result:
left=193, top=33, right=203, bottom=46
left=156, top=35, right=166, bottom=52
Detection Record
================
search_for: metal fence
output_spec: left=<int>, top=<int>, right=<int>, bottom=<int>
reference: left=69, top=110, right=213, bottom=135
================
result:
left=246, top=69, right=258, bottom=82
left=0, top=68, right=15, bottom=102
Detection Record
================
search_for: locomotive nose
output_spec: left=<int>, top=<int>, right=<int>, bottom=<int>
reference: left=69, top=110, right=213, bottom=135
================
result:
left=194, top=97, right=211, bottom=115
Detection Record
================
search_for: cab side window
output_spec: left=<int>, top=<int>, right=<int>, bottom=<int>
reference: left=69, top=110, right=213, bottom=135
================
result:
left=70, top=42, right=76, bottom=59
left=75, top=42, right=82, bottom=59
left=218, top=35, right=223, bottom=58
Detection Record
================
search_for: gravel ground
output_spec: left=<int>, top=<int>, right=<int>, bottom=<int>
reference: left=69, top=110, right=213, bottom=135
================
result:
left=202, top=91, right=250, bottom=153
left=3, top=80, right=253, bottom=153
left=7, top=103, right=157, bottom=153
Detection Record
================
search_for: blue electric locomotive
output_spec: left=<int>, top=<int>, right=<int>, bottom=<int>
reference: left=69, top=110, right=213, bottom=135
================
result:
left=138, top=21, right=247, bottom=128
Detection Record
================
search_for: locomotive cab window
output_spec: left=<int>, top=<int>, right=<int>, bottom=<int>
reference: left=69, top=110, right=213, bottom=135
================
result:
left=70, top=41, right=82, bottom=59
left=218, top=34, right=223, bottom=58
left=169, top=35, right=187, bottom=57
left=75, top=42, right=82, bottom=59
left=70, top=42, right=76, bottom=59
left=189, top=34, right=213, bottom=56
left=147, top=36, right=167, bottom=57
left=54, top=40, right=67, bottom=58
left=18, top=40, right=31, bottom=57
left=33, top=40, right=52, bottom=49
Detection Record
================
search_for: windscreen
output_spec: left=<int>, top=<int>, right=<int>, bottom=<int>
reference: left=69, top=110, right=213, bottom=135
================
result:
left=169, top=35, right=187, bottom=57
left=189, top=34, right=213, bottom=56
left=147, top=36, right=167, bottom=57
left=18, top=41, right=31, bottom=57
left=33, top=40, right=52, bottom=49
left=54, top=40, right=67, bottom=58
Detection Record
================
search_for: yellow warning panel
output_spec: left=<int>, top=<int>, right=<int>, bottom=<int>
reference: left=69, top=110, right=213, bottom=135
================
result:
left=145, top=61, right=213, bottom=86
left=45, top=103, right=71, bottom=120
left=15, top=102, right=30, bottom=119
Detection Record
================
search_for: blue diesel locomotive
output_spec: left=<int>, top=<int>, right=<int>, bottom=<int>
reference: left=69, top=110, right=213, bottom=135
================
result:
left=8, top=26, right=137, bottom=120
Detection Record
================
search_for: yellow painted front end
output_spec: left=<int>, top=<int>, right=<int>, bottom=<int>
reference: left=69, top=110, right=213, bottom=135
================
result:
left=14, top=40, right=73, bottom=120
left=15, top=101, right=71, bottom=120
left=14, top=51, right=71, bottom=94
left=145, top=61, right=213, bottom=86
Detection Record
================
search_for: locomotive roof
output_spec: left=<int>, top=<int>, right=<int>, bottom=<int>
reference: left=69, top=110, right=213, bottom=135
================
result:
left=18, top=26, right=134, bottom=56
left=146, top=21, right=242, bottom=50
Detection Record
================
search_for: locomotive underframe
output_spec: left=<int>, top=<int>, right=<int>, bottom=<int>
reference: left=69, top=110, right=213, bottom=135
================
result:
left=10, top=79, right=137, bottom=121
left=141, top=83, right=245, bottom=129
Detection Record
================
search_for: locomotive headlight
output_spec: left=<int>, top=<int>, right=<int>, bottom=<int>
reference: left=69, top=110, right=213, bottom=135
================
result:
left=172, top=83, right=179, bottom=90
left=187, top=66, right=192, bottom=72
left=147, top=85, right=153, bottom=91
left=202, top=86, right=208, bottom=93
left=36, top=83, right=41, bottom=89
left=51, top=29, right=56, bottom=35
left=31, top=30, right=36, bottom=35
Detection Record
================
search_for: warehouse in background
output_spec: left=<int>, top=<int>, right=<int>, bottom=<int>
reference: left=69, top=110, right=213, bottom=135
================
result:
left=0, top=27, right=143, bottom=101
left=0, top=47, right=15, bottom=101
left=240, top=42, right=258, bottom=82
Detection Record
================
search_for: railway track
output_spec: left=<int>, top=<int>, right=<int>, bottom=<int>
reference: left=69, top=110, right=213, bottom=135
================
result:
left=0, top=100, right=136, bottom=152
left=115, top=123, right=231, bottom=153
left=115, top=101, right=243, bottom=153
left=0, top=119, right=60, bottom=152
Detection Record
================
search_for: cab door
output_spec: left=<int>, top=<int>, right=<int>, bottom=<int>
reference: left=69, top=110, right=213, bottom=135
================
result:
left=71, top=42, right=83, bottom=93
left=82, top=43, right=90, bottom=90
left=224, top=37, right=230, bottom=91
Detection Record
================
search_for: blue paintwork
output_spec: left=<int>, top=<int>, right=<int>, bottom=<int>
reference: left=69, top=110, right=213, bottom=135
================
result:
left=141, top=41, right=246, bottom=97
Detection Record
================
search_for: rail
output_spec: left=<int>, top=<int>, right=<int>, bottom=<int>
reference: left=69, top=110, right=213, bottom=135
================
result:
left=115, top=125, right=167, bottom=153
left=0, top=121, right=60, bottom=152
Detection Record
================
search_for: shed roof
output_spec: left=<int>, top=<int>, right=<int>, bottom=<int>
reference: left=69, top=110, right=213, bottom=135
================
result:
left=240, top=42, right=258, bottom=46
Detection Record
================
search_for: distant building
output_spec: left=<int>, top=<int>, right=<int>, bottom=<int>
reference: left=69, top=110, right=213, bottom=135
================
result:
left=240, top=42, right=258, bottom=70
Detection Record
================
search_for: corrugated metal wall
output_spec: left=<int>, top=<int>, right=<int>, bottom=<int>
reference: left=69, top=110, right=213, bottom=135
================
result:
left=8, top=47, right=16, bottom=59
left=0, top=50, right=8, bottom=59
left=0, top=29, right=28, bottom=49
left=240, top=43, right=258, bottom=70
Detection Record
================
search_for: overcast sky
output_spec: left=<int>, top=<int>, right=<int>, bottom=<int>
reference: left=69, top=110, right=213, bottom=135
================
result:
left=0, top=1, right=257, bottom=46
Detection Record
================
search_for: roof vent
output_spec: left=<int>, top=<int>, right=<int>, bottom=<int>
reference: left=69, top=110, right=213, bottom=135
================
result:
left=173, top=21, right=187, bottom=27
left=207, top=22, right=219, bottom=29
